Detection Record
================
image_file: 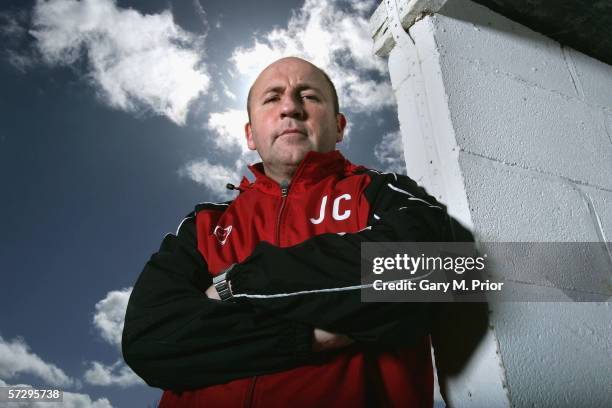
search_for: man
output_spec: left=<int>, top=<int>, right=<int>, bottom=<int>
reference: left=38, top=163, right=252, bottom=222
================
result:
left=123, top=57, right=451, bottom=407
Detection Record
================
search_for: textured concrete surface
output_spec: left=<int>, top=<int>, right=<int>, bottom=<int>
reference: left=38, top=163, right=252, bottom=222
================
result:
left=435, top=3, right=612, bottom=191
left=471, top=0, right=612, bottom=67
left=569, top=47, right=612, bottom=109
left=492, top=301, right=612, bottom=408
left=388, top=14, right=473, bottom=229
left=437, top=0, right=578, bottom=98
left=377, top=0, right=612, bottom=406
left=387, top=4, right=510, bottom=407
left=458, top=152, right=602, bottom=242
left=580, top=183, right=612, bottom=242
left=459, top=152, right=612, bottom=302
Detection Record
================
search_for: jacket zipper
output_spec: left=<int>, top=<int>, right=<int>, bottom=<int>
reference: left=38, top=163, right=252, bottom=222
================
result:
left=275, top=180, right=290, bottom=245
left=244, top=375, right=258, bottom=408
left=245, top=181, right=287, bottom=407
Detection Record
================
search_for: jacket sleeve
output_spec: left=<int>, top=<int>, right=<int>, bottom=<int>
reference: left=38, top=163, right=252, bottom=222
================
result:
left=228, top=172, right=455, bottom=347
left=121, top=214, right=313, bottom=390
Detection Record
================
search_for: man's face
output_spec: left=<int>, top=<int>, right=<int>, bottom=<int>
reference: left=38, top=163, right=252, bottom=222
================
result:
left=245, top=58, right=346, bottom=171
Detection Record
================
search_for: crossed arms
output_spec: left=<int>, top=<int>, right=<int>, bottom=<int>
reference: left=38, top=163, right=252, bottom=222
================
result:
left=122, top=172, right=452, bottom=390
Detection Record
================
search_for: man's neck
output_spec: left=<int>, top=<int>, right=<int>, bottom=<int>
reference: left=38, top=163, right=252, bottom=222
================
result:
left=262, top=162, right=298, bottom=185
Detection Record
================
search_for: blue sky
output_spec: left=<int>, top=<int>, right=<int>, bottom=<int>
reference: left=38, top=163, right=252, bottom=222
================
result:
left=0, top=0, right=404, bottom=406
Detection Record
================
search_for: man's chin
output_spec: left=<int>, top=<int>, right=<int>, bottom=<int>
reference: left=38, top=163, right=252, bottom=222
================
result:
left=275, top=146, right=311, bottom=166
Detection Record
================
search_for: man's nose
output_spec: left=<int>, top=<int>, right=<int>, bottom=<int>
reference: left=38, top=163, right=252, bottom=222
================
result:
left=280, top=94, right=304, bottom=119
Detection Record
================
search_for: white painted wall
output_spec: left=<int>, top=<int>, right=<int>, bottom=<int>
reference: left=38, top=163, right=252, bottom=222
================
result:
left=372, top=0, right=612, bottom=406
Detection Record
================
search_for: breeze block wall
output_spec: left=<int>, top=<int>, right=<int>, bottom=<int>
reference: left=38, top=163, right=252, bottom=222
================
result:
left=372, top=0, right=612, bottom=406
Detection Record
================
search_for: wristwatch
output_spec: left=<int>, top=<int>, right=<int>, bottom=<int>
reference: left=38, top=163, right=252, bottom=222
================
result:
left=212, top=264, right=235, bottom=301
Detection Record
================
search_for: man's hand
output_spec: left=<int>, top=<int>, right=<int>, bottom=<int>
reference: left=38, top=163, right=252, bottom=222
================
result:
left=206, top=284, right=352, bottom=352
left=312, top=328, right=354, bottom=352
left=205, top=284, right=220, bottom=300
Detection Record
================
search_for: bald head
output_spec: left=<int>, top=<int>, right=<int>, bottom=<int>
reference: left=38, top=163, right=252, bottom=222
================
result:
left=246, top=57, right=339, bottom=121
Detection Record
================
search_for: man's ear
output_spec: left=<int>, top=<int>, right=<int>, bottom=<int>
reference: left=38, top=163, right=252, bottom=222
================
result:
left=245, top=122, right=257, bottom=151
left=335, top=113, right=347, bottom=143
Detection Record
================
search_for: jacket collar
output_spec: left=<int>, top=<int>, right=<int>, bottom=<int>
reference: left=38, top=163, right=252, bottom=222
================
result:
left=240, top=150, right=355, bottom=195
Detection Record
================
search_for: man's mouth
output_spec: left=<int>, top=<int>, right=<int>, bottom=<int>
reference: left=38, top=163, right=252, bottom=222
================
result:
left=279, top=128, right=306, bottom=137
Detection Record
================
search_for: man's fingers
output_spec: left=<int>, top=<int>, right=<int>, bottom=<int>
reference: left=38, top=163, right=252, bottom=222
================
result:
left=312, top=328, right=354, bottom=352
left=205, top=285, right=221, bottom=300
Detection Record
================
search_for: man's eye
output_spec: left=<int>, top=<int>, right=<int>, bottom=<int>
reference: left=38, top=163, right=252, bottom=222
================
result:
left=301, top=94, right=318, bottom=101
left=264, top=96, right=279, bottom=103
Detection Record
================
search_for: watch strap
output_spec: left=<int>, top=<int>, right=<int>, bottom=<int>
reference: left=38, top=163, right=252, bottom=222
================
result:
left=212, top=265, right=235, bottom=301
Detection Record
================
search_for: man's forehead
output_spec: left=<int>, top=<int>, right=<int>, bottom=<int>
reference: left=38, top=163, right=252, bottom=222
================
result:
left=252, top=58, right=326, bottom=94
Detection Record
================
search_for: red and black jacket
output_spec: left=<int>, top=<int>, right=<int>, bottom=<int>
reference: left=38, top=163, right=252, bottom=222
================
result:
left=122, top=150, right=452, bottom=407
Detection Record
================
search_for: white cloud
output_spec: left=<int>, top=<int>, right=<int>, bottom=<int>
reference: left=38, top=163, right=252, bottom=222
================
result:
left=350, top=0, right=377, bottom=13
left=180, top=0, right=390, bottom=198
left=0, top=11, right=37, bottom=72
left=374, top=130, right=406, bottom=174
left=0, top=379, right=113, bottom=408
left=192, top=0, right=209, bottom=35
left=0, top=12, right=27, bottom=37
left=207, top=109, right=249, bottom=153
left=182, top=109, right=261, bottom=199
left=229, top=0, right=392, bottom=112
left=179, top=158, right=245, bottom=199
left=6, top=50, right=35, bottom=72
left=83, top=359, right=144, bottom=387
left=92, top=287, right=131, bottom=349
left=29, top=0, right=210, bottom=125
left=221, top=81, right=236, bottom=100
left=0, top=336, right=75, bottom=388
left=86, top=288, right=144, bottom=388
